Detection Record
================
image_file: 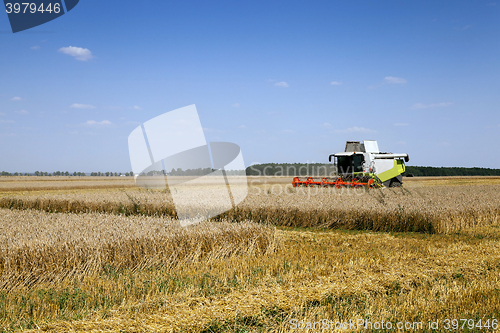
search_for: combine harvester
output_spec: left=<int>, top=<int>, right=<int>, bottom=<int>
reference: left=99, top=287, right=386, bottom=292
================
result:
left=292, top=140, right=409, bottom=188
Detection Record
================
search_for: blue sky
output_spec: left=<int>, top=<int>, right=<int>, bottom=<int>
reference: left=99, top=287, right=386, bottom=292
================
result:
left=1, top=0, right=499, bottom=172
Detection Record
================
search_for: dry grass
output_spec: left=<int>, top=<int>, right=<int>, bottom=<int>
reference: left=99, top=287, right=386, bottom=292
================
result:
left=233, top=183, right=500, bottom=233
left=11, top=227, right=500, bottom=332
left=2, top=181, right=500, bottom=234
left=0, top=177, right=136, bottom=193
left=403, top=175, right=500, bottom=187
left=0, top=209, right=276, bottom=292
left=0, top=190, right=177, bottom=217
left=0, top=177, right=499, bottom=331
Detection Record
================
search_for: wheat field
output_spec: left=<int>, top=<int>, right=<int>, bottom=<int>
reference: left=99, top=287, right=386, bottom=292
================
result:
left=0, top=176, right=499, bottom=331
left=2, top=178, right=500, bottom=234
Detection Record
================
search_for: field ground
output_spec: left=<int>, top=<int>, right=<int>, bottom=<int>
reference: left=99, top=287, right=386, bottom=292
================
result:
left=2, top=175, right=500, bottom=193
left=0, top=176, right=499, bottom=332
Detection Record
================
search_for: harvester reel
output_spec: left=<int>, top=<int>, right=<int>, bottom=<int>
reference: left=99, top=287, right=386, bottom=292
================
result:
left=292, top=174, right=377, bottom=188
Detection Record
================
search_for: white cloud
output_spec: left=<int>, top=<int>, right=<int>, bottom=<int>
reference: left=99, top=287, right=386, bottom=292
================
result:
left=15, top=110, right=29, bottom=115
left=0, top=112, right=5, bottom=116
left=384, top=76, right=407, bottom=84
left=31, top=46, right=40, bottom=50
left=59, top=46, right=93, bottom=61
left=0, top=119, right=15, bottom=124
left=231, top=103, right=241, bottom=108
left=10, top=96, right=22, bottom=101
left=412, top=102, right=453, bottom=109
left=71, top=103, right=96, bottom=109
left=330, top=81, right=342, bottom=85
left=346, top=126, right=375, bottom=133
left=455, top=24, right=473, bottom=31
left=238, top=125, right=246, bottom=129
left=335, top=126, right=376, bottom=133
left=281, top=129, right=295, bottom=134
left=132, top=105, right=143, bottom=110
left=394, top=123, right=409, bottom=126
left=321, top=122, right=332, bottom=128
left=85, top=120, right=112, bottom=125
left=274, top=81, right=289, bottom=88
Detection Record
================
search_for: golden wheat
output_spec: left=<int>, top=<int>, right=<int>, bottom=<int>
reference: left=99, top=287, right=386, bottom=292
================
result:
left=18, top=227, right=500, bottom=332
left=2, top=183, right=500, bottom=233
left=0, top=176, right=136, bottom=192
left=0, top=208, right=276, bottom=291
left=0, top=177, right=499, bottom=331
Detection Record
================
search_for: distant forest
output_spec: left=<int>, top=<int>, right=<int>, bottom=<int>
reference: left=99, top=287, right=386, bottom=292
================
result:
left=403, top=166, right=500, bottom=177
left=244, top=163, right=500, bottom=177
left=2, top=165, right=500, bottom=177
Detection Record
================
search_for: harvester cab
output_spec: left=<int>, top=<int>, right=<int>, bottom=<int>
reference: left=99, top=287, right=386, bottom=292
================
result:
left=292, top=140, right=409, bottom=188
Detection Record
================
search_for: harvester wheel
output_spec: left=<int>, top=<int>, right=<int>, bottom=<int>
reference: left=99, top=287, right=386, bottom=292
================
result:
left=389, top=175, right=403, bottom=187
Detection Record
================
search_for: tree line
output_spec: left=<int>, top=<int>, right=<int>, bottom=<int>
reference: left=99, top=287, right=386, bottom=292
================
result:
left=3, top=165, right=500, bottom=177
left=0, top=168, right=245, bottom=177
left=0, top=171, right=134, bottom=176
left=403, top=166, right=500, bottom=177
left=141, top=168, right=246, bottom=176
left=243, top=163, right=500, bottom=177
